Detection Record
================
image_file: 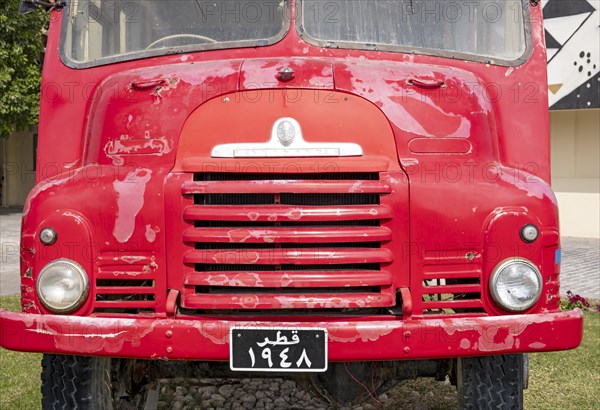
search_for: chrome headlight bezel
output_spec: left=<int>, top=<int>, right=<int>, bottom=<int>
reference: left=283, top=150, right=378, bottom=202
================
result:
left=489, top=258, right=543, bottom=312
left=36, top=259, right=89, bottom=314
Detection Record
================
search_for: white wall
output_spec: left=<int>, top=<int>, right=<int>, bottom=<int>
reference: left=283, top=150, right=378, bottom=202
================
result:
left=551, top=109, right=600, bottom=238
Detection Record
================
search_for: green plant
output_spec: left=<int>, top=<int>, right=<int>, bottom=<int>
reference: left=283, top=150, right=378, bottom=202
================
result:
left=561, top=290, right=591, bottom=311
left=0, top=0, right=49, bottom=138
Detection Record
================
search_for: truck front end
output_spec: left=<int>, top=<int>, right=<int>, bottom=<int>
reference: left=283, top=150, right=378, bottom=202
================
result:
left=1, top=1, right=583, bottom=408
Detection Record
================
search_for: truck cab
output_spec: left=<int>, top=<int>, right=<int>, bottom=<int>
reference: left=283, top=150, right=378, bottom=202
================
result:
left=0, top=1, right=583, bottom=408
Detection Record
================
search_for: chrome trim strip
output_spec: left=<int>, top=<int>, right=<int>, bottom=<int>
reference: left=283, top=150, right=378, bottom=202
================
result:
left=211, top=118, right=363, bottom=158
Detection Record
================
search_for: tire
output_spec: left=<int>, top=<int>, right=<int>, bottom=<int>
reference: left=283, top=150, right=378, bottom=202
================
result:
left=41, top=354, right=113, bottom=410
left=457, top=354, right=524, bottom=410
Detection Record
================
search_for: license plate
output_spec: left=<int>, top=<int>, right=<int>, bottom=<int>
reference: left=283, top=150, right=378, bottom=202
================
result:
left=230, top=327, right=328, bottom=372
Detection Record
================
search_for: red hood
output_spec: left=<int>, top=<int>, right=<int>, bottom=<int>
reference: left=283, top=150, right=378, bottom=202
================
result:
left=83, top=57, right=493, bottom=167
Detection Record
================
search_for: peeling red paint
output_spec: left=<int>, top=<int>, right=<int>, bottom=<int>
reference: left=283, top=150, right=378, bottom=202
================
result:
left=0, top=309, right=584, bottom=360
left=145, top=225, right=160, bottom=243
left=113, top=169, right=152, bottom=243
left=193, top=322, right=229, bottom=345
left=105, top=136, right=172, bottom=166
left=328, top=323, right=395, bottom=343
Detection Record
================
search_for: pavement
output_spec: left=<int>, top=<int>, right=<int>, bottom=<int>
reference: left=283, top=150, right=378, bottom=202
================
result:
left=0, top=210, right=599, bottom=299
left=559, top=237, right=600, bottom=301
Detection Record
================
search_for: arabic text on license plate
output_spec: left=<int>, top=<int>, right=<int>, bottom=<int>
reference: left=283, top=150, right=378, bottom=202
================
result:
left=230, top=327, right=327, bottom=372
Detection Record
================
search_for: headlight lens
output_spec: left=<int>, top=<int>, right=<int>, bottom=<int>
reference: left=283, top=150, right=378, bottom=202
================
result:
left=489, top=259, right=542, bottom=312
left=37, top=259, right=89, bottom=313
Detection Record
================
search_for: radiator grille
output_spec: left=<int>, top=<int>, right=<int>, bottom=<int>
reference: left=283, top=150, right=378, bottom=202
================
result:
left=180, top=173, right=395, bottom=311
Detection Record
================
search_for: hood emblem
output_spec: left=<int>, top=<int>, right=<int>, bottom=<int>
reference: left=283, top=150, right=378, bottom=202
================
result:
left=276, top=120, right=296, bottom=146
left=211, top=118, right=363, bottom=158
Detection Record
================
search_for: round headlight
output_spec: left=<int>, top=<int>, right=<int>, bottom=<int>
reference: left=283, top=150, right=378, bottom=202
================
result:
left=37, top=259, right=89, bottom=314
left=489, top=258, right=542, bottom=312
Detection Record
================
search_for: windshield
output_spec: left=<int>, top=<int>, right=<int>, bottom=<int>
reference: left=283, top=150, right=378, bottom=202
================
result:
left=300, top=0, right=529, bottom=64
left=62, top=0, right=289, bottom=67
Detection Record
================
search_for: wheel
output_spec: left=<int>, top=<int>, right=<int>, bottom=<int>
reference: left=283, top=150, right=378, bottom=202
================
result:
left=41, top=354, right=113, bottom=409
left=41, top=355, right=149, bottom=409
left=457, top=354, right=524, bottom=410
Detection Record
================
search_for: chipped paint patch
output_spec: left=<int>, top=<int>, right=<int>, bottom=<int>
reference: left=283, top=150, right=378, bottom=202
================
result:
left=62, top=211, right=83, bottom=225
left=286, top=209, right=303, bottom=220
left=280, top=274, right=293, bottom=287
left=119, top=255, right=147, bottom=264
left=204, top=273, right=263, bottom=288
left=459, top=338, right=471, bottom=349
left=227, top=229, right=252, bottom=243
left=193, top=322, right=229, bottom=344
left=104, top=135, right=173, bottom=166
left=113, top=169, right=152, bottom=243
left=328, top=322, right=395, bottom=343
left=145, top=225, right=160, bottom=243
left=349, top=181, right=363, bottom=193
left=149, top=77, right=180, bottom=104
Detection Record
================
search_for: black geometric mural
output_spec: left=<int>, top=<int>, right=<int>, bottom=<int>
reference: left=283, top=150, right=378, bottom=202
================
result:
left=543, top=0, right=600, bottom=109
left=543, top=0, right=595, bottom=19
left=551, top=72, right=600, bottom=110
left=544, top=30, right=561, bottom=50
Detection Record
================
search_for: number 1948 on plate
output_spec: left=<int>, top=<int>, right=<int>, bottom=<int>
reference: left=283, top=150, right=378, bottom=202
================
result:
left=230, top=327, right=328, bottom=372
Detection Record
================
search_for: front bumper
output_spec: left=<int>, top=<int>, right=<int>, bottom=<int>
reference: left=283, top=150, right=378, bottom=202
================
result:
left=0, top=309, right=583, bottom=360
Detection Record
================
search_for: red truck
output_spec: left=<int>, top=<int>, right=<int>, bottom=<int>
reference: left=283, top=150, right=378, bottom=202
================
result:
left=1, top=0, right=583, bottom=408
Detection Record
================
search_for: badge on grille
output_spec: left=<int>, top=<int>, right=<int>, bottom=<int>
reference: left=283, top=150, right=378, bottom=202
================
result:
left=211, top=118, right=363, bottom=158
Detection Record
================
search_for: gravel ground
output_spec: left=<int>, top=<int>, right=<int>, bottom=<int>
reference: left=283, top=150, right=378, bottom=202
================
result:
left=155, top=377, right=458, bottom=410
